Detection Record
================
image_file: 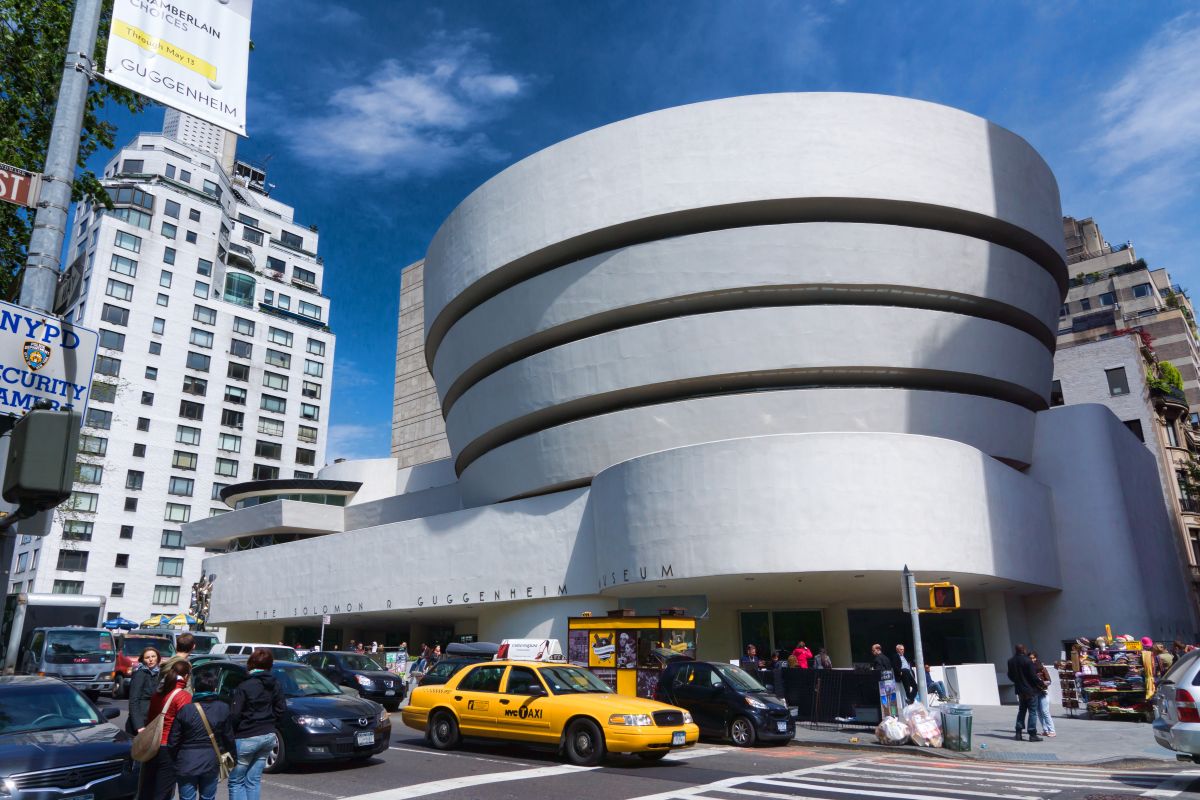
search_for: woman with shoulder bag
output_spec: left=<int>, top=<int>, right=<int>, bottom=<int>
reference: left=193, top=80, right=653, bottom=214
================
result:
left=169, top=669, right=234, bottom=800
left=126, top=647, right=161, bottom=734
left=228, top=649, right=287, bottom=800
left=1030, top=651, right=1056, bottom=738
left=136, top=660, right=193, bottom=800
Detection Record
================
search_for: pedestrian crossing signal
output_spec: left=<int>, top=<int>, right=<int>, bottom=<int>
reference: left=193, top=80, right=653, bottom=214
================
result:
left=928, top=583, right=960, bottom=612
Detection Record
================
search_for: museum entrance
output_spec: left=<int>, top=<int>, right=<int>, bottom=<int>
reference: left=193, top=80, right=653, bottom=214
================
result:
left=847, top=608, right=984, bottom=666
left=740, top=609, right=825, bottom=658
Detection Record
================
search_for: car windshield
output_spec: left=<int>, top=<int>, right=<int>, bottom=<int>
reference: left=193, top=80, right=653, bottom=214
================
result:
left=1160, top=648, right=1200, bottom=684
left=263, top=647, right=296, bottom=661
left=44, top=630, right=114, bottom=664
left=123, top=637, right=174, bottom=657
left=191, top=634, right=218, bottom=654
left=0, top=683, right=103, bottom=733
left=272, top=664, right=341, bottom=697
left=339, top=654, right=383, bottom=670
left=538, top=666, right=614, bottom=694
left=713, top=663, right=770, bottom=693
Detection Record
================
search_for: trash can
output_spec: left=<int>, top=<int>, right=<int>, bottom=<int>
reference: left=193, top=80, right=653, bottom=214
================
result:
left=941, top=704, right=973, bottom=752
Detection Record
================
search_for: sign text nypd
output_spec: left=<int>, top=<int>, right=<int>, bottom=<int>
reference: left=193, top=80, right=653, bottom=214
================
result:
left=0, top=301, right=98, bottom=417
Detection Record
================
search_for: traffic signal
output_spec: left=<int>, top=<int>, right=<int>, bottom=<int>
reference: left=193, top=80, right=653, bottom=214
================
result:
left=928, top=583, right=960, bottom=612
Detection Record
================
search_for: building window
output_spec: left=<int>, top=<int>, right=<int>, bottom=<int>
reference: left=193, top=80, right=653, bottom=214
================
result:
left=218, top=433, right=241, bottom=452
left=253, top=464, right=280, bottom=481
left=194, top=280, right=209, bottom=299
left=296, top=448, right=316, bottom=466
left=164, top=504, right=190, bottom=523
left=153, top=585, right=180, bottom=605
left=53, top=580, right=84, bottom=595
left=1080, top=297, right=1091, bottom=311
left=257, top=418, right=284, bottom=437
left=211, top=483, right=228, bottom=500
left=101, top=303, right=130, bottom=326
left=215, top=457, right=239, bottom=478
left=179, top=400, right=204, bottom=420
left=303, top=359, right=324, bottom=377
left=301, top=403, right=320, bottom=421
left=268, top=327, right=293, bottom=347
left=242, top=226, right=264, bottom=245
left=159, top=270, right=173, bottom=288
left=168, top=477, right=194, bottom=497
left=124, top=497, right=138, bottom=512
left=306, top=338, right=325, bottom=356
left=176, top=425, right=201, bottom=446
left=186, top=351, right=211, bottom=371
left=298, top=425, right=318, bottom=444
left=227, top=362, right=249, bottom=381
left=263, top=371, right=288, bottom=391
left=1105, top=367, right=1129, bottom=396
left=294, top=471, right=313, bottom=479
left=132, top=443, right=145, bottom=458
left=280, top=230, right=304, bottom=250
left=294, top=266, right=317, bottom=285
left=74, top=463, right=103, bottom=484
left=114, top=230, right=142, bottom=253
left=194, top=305, right=217, bottom=325
left=96, top=355, right=121, bottom=377
left=172, top=450, right=198, bottom=471
left=163, top=248, right=176, bottom=265
left=223, top=272, right=255, bottom=307
left=265, top=349, right=290, bottom=369
left=161, top=529, right=184, bottom=549
left=1166, top=422, right=1180, bottom=448
left=233, top=316, right=254, bottom=335
left=179, top=169, right=192, bottom=182
left=158, top=556, right=184, bottom=577
left=157, top=292, right=169, bottom=307
left=183, top=376, right=207, bottom=396
left=63, top=521, right=93, bottom=540
left=186, top=230, right=198, bottom=244
left=202, top=179, right=220, bottom=198
left=105, top=278, right=133, bottom=301
left=56, top=550, right=88, bottom=572
left=197, top=257, right=212, bottom=276
left=15, top=552, right=28, bottom=573
left=79, top=435, right=107, bottom=456
left=99, top=329, right=125, bottom=351
left=92, top=382, right=117, bottom=403
left=221, top=409, right=244, bottom=429
left=260, top=395, right=286, bottom=414
left=120, top=525, right=134, bottom=539
left=152, top=317, right=166, bottom=335
left=255, top=440, right=282, bottom=460
left=188, top=207, right=200, bottom=221
left=302, top=381, right=321, bottom=399
left=230, top=339, right=252, bottom=359
left=189, top=328, right=214, bottom=349
left=145, top=366, right=158, bottom=381
left=164, top=199, right=180, bottom=219
left=111, top=582, right=125, bottom=597
left=126, top=470, right=144, bottom=490
left=84, top=408, right=112, bottom=430
left=110, top=253, right=137, bottom=277
left=224, top=385, right=247, bottom=405
left=141, top=391, right=154, bottom=406
left=1099, top=291, right=1115, bottom=306
left=148, top=341, right=162, bottom=355
left=298, top=300, right=322, bottom=320
left=66, top=491, right=98, bottom=512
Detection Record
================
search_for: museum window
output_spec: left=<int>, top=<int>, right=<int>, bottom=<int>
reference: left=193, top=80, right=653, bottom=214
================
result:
left=1105, top=367, right=1129, bottom=397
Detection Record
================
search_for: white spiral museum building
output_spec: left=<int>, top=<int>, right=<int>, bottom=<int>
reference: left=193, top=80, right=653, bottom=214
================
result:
left=189, top=94, right=1195, bottom=671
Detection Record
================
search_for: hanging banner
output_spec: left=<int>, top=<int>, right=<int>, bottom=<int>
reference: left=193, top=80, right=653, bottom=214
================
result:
left=104, top=0, right=253, bottom=136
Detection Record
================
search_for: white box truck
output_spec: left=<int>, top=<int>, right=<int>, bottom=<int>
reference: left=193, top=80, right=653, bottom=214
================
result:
left=1, top=592, right=107, bottom=673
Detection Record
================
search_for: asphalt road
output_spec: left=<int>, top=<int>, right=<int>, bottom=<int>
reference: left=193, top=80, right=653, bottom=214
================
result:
left=97, top=695, right=1200, bottom=800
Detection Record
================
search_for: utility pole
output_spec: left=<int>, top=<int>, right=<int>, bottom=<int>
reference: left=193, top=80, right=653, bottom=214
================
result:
left=19, top=0, right=103, bottom=314
left=903, top=565, right=929, bottom=706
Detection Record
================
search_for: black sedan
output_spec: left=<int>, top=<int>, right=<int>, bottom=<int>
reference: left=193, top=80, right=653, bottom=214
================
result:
left=300, top=651, right=405, bottom=711
left=192, top=659, right=390, bottom=772
left=655, top=660, right=794, bottom=746
left=0, top=675, right=137, bottom=799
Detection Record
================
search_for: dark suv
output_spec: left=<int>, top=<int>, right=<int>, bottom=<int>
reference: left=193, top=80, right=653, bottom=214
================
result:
left=301, top=651, right=404, bottom=711
left=417, top=642, right=499, bottom=687
left=655, top=660, right=794, bottom=746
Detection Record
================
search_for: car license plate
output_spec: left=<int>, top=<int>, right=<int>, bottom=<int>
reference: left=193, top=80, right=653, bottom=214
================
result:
left=356, top=731, right=375, bottom=747
left=776, top=721, right=788, bottom=733
left=671, top=731, right=685, bottom=746
left=385, top=689, right=395, bottom=696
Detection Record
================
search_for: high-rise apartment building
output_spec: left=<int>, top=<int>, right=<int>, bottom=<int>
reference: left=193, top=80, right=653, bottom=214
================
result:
left=5, top=116, right=336, bottom=623
left=391, top=260, right=450, bottom=467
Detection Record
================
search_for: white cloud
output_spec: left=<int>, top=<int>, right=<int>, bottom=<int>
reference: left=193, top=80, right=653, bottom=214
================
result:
left=333, top=359, right=377, bottom=390
left=1089, top=13, right=1200, bottom=187
left=327, top=423, right=387, bottom=461
left=288, top=36, right=524, bottom=177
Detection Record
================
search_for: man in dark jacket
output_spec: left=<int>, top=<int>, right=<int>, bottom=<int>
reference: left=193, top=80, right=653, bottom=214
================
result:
left=1006, top=644, right=1042, bottom=741
left=870, top=643, right=893, bottom=674
left=168, top=669, right=232, bottom=799
left=228, top=649, right=287, bottom=798
left=890, top=644, right=918, bottom=704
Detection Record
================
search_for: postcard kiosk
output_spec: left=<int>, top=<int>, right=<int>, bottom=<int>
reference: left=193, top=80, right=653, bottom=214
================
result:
left=567, top=610, right=697, bottom=698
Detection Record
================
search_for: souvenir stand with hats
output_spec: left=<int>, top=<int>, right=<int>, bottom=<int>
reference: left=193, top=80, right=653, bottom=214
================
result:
left=1070, top=626, right=1156, bottom=722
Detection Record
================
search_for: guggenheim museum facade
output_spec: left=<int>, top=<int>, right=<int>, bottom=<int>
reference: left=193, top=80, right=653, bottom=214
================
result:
left=186, top=94, right=1197, bottom=668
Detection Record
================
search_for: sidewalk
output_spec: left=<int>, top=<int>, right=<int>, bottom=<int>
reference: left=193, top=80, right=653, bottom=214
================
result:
left=791, top=705, right=1177, bottom=766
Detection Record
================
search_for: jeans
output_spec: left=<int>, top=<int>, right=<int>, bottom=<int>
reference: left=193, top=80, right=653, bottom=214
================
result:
left=177, top=771, right=219, bottom=800
left=228, top=733, right=276, bottom=800
left=1036, top=693, right=1056, bottom=734
left=1015, top=693, right=1038, bottom=733
left=928, top=680, right=948, bottom=700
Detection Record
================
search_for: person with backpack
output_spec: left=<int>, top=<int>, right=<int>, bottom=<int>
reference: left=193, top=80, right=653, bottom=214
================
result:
left=137, top=660, right=192, bottom=800
left=169, top=668, right=233, bottom=800
left=228, top=648, right=287, bottom=800
left=126, top=647, right=162, bottom=734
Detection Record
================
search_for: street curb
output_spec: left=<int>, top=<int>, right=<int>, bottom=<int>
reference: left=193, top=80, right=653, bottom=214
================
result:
left=788, top=737, right=1175, bottom=769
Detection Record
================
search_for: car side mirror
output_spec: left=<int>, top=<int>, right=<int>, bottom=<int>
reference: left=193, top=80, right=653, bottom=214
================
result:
left=527, top=685, right=547, bottom=697
left=102, top=707, right=121, bottom=720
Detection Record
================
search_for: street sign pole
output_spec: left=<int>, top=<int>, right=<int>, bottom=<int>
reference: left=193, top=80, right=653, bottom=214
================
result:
left=902, top=565, right=929, bottom=706
left=20, top=0, right=103, bottom=315
left=320, top=614, right=330, bottom=650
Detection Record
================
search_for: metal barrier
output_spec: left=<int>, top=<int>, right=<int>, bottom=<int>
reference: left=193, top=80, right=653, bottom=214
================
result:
left=756, top=667, right=881, bottom=730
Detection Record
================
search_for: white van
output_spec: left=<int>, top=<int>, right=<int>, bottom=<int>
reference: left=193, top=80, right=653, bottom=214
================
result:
left=210, top=643, right=298, bottom=661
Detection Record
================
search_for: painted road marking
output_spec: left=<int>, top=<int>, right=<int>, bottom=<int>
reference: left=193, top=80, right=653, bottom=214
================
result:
left=1140, top=768, right=1200, bottom=798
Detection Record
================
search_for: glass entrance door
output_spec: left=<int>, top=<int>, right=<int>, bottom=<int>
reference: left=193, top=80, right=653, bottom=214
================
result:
left=739, top=610, right=825, bottom=658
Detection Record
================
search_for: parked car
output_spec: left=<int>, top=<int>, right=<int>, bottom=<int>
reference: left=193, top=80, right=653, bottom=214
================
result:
left=112, top=634, right=174, bottom=699
left=654, top=660, right=794, bottom=746
left=402, top=660, right=698, bottom=765
left=192, top=659, right=390, bottom=773
left=1153, top=648, right=1200, bottom=762
left=300, top=651, right=405, bottom=711
left=211, top=642, right=298, bottom=661
left=0, top=675, right=136, bottom=799
left=16, top=627, right=117, bottom=698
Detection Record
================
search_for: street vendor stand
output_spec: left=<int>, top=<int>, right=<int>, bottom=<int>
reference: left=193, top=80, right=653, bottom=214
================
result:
left=568, top=609, right=696, bottom=698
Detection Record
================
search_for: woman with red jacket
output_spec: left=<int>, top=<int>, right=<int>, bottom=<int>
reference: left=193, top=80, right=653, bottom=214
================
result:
left=137, top=659, right=192, bottom=800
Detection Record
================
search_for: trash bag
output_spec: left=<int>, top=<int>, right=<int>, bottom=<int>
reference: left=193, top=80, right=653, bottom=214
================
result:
left=901, top=702, right=943, bottom=748
left=875, top=715, right=909, bottom=745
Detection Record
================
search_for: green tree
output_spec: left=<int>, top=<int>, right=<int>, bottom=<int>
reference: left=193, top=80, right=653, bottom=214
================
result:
left=0, top=0, right=147, bottom=299
left=1160, top=361, right=1185, bottom=391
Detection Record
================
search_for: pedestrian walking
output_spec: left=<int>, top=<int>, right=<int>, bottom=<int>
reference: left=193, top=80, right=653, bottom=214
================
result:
left=127, top=647, right=162, bottom=734
left=870, top=643, right=892, bottom=674
left=1006, top=644, right=1042, bottom=741
left=159, top=633, right=197, bottom=689
left=169, top=668, right=233, bottom=800
left=1030, top=651, right=1055, bottom=737
left=791, top=641, right=813, bottom=669
left=890, top=644, right=918, bottom=704
left=813, top=648, right=833, bottom=670
left=137, top=660, right=193, bottom=800
left=228, top=649, right=286, bottom=800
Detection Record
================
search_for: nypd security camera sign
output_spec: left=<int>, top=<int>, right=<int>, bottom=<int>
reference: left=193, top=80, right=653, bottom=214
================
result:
left=0, top=300, right=98, bottom=419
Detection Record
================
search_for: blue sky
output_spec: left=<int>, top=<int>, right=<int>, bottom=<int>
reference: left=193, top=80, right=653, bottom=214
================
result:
left=92, top=0, right=1200, bottom=460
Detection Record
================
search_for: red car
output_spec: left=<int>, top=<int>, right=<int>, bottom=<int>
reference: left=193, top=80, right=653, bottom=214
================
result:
left=112, top=634, right=174, bottom=698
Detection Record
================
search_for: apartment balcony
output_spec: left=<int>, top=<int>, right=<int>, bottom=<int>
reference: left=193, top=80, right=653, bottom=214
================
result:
left=1152, top=385, right=1190, bottom=419
left=1180, top=497, right=1200, bottom=514
left=225, top=242, right=257, bottom=271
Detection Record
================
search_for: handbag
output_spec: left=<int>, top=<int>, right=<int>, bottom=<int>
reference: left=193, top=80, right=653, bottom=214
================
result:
left=130, top=688, right=182, bottom=763
left=195, top=703, right=236, bottom=781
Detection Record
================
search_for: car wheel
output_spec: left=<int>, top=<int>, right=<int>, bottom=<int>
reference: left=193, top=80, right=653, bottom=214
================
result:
left=637, top=750, right=669, bottom=762
left=264, top=729, right=287, bottom=773
left=729, top=716, right=757, bottom=747
left=564, top=718, right=606, bottom=766
left=428, top=710, right=461, bottom=750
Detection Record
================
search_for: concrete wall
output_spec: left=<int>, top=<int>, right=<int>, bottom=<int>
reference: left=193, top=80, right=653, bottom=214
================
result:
left=392, top=260, right=451, bottom=467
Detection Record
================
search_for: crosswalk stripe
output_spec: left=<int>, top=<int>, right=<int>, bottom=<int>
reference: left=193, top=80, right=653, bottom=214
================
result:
left=333, top=764, right=599, bottom=800
left=1140, top=768, right=1200, bottom=798
left=779, top=774, right=1044, bottom=799
left=836, top=761, right=1160, bottom=789
left=626, top=758, right=876, bottom=800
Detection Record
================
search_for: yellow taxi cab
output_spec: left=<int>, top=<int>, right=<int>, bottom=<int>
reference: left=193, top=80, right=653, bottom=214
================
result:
left=401, top=659, right=700, bottom=765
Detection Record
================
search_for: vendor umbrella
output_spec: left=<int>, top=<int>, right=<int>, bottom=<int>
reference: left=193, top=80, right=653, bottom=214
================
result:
left=168, top=613, right=198, bottom=627
left=141, top=614, right=172, bottom=627
left=103, top=617, right=139, bottom=630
